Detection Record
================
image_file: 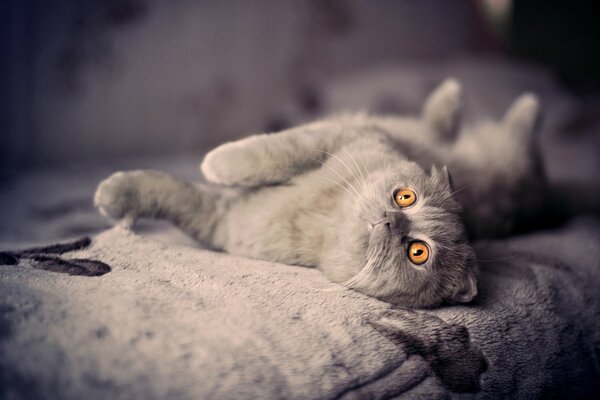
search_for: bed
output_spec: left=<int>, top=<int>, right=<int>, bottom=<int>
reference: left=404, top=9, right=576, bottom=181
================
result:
left=1, top=58, right=599, bottom=399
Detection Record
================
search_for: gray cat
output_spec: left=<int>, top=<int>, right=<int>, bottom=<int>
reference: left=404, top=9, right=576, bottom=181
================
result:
left=94, top=79, right=542, bottom=308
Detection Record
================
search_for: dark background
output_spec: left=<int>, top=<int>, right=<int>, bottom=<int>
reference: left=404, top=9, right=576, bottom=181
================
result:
left=1, top=0, right=599, bottom=173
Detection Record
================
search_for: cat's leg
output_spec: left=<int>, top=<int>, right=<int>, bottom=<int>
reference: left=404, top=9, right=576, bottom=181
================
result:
left=422, top=78, right=463, bottom=141
left=94, top=170, right=230, bottom=247
left=200, top=117, right=358, bottom=187
left=449, top=93, right=543, bottom=237
left=372, top=79, right=463, bottom=150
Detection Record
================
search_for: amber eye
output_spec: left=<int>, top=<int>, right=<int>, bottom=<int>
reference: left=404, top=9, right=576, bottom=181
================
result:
left=394, top=188, right=417, bottom=208
left=408, top=241, right=429, bottom=265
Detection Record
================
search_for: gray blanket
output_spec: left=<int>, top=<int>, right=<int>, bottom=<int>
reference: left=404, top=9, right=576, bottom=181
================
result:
left=2, top=217, right=599, bottom=399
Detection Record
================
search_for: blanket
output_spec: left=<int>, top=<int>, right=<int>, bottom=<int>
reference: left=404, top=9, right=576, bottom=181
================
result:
left=2, top=217, right=599, bottom=399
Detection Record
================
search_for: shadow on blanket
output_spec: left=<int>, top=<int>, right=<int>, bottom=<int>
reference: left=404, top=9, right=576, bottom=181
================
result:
left=371, top=309, right=488, bottom=393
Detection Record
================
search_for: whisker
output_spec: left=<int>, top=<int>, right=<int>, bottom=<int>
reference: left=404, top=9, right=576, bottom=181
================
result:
left=450, top=180, right=482, bottom=197
left=307, top=156, right=363, bottom=199
left=316, top=150, right=366, bottom=197
left=341, top=147, right=369, bottom=192
left=356, top=127, right=375, bottom=177
left=342, top=250, right=378, bottom=289
left=441, top=179, right=483, bottom=202
left=313, top=174, right=361, bottom=202
left=273, top=161, right=364, bottom=205
left=317, top=149, right=354, bottom=176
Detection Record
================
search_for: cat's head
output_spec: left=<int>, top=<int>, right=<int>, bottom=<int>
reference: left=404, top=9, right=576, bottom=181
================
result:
left=325, top=160, right=478, bottom=308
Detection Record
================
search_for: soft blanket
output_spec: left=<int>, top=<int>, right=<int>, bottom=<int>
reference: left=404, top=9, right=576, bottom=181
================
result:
left=2, top=217, right=599, bottom=399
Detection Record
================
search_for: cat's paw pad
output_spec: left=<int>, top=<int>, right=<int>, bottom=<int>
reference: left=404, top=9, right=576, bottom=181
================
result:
left=201, top=140, right=262, bottom=185
left=94, top=171, right=142, bottom=222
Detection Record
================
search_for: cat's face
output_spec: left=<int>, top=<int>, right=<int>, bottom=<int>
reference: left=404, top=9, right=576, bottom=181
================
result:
left=331, top=162, right=478, bottom=308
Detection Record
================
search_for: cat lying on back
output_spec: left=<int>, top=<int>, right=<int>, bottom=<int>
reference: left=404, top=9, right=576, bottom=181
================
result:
left=95, top=79, right=543, bottom=308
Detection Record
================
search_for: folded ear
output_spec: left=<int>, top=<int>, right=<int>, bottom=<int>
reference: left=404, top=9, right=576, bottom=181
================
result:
left=422, top=79, right=463, bottom=140
left=430, top=165, right=454, bottom=192
left=442, top=165, right=454, bottom=192
left=503, top=93, right=541, bottom=140
left=450, top=269, right=478, bottom=303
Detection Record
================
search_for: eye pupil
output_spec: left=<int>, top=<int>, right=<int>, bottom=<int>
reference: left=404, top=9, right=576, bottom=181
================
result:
left=407, top=241, right=429, bottom=265
left=394, top=189, right=417, bottom=207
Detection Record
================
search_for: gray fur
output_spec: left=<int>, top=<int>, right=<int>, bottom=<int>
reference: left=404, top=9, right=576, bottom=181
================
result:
left=95, top=79, right=543, bottom=308
left=447, top=93, right=545, bottom=237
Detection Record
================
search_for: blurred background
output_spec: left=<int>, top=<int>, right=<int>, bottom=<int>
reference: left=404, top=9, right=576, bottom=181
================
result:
left=1, top=0, right=599, bottom=242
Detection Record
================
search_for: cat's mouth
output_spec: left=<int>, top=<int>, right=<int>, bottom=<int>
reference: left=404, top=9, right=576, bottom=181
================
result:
left=366, top=218, right=387, bottom=232
left=369, top=221, right=397, bottom=247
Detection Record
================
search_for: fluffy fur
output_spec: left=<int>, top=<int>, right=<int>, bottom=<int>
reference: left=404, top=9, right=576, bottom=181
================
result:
left=95, top=79, right=543, bottom=308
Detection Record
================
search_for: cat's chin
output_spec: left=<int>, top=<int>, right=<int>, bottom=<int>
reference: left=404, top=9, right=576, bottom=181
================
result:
left=368, top=224, right=407, bottom=252
left=369, top=223, right=390, bottom=241
left=319, top=251, right=366, bottom=285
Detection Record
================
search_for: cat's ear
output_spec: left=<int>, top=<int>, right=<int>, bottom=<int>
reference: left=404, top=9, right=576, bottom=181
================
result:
left=442, top=165, right=454, bottom=192
left=430, top=165, right=454, bottom=192
left=502, top=93, right=541, bottom=140
left=450, top=268, right=478, bottom=303
left=422, top=79, right=463, bottom=140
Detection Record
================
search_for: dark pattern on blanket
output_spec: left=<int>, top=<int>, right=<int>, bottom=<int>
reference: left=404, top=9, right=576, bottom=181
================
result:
left=370, top=308, right=488, bottom=393
left=0, top=237, right=111, bottom=276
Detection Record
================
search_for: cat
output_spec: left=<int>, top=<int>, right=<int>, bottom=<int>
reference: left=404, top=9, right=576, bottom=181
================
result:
left=94, top=79, right=543, bottom=308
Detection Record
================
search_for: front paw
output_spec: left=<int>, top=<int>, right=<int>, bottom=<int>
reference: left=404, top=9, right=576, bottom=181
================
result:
left=201, top=138, right=263, bottom=186
left=94, top=171, right=142, bottom=222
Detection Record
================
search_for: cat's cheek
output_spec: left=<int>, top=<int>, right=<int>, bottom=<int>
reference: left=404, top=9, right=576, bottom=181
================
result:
left=319, top=257, right=357, bottom=283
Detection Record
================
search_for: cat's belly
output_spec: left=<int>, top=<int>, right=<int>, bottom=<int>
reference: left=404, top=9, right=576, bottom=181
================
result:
left=220, top=180, right=340, bottom=267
